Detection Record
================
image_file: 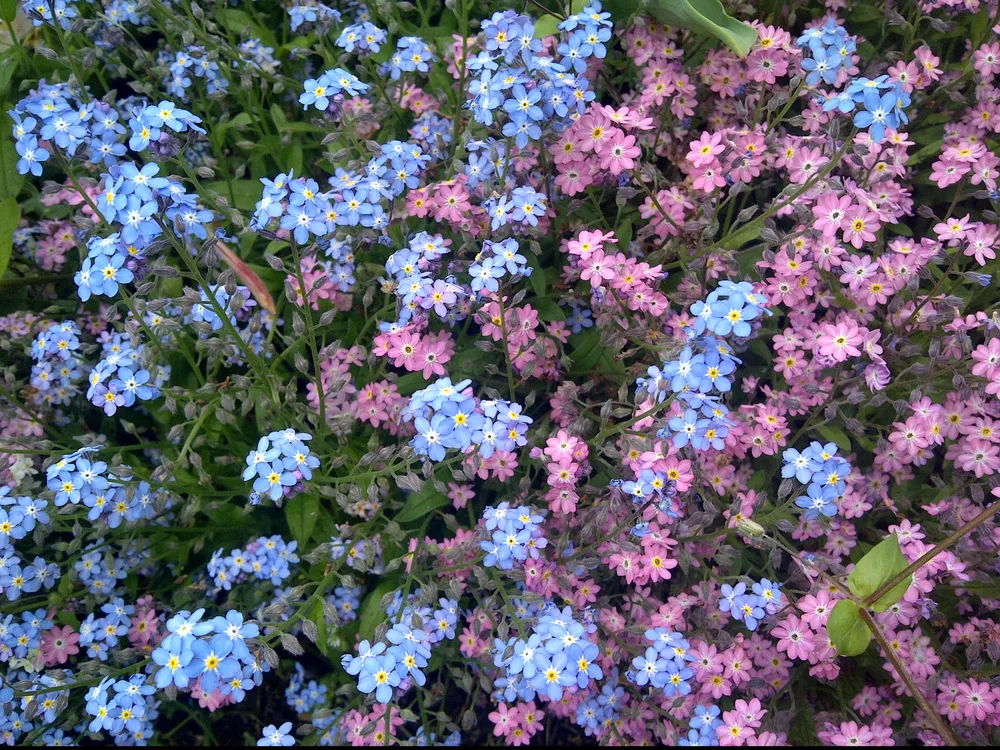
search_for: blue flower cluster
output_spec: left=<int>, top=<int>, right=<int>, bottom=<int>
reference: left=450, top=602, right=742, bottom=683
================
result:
left=331, top=532, right=385, bottom=572
left=29, top=321, right=85, bottom=409
left=470, top=238, right=532, bottom=294
left=690, top=280, right=768, bottom=339
left=286, top=662, right=327, bottom=713
left=638, top=282, right=771, bottom=453
left=384, top=232, right=465, bottom=325
left=1, top=671, right=73, bottom=744
left=718, top=578, right=785, bottom=631
left=616, top=469, right=678, bottom=517
left=404, top=378, right=532, bottom=462
left=342, top=596, right=458, bottom=703
left=185, top=281, right=270, bottom=363
left=239, top=38, right=279, bottom=74
left=250, top=139, right=429, bottom=242
left=150, top=609, right=262, bottom=696
left=575, top=677, right=625, bottom=736
left=485, top=184, right=549, bottom=231
left=83, top=673, right=158, bottom=741
left=465, top=8, right=604, bottom=136
left=337, top=20, right=387, bottom=55
left=243, top=430, right=318, bottom=504
left=75, top=538, right=142, bottom=599
left=288, top=3, right=341, bottom=32
left=385, top=37, right=436, bottom=80
left=783, top=441, right=852, bottom=520
left=627, top=627, right=695, bottom=696
left=45, top=447, right=155, bottom=531
left=326, top=584, right=363, bottom=625
left=22, top=0, right=78, bottom=29
left=821, top=75, right=911, bottom=143
left=480, top=501, right=548, bottom=570
left=493, top=603, right=601, bottom=703
left=87, top=332, right=161, bottom=417
left=799, top=21, right=911, bottom=143
left=161, top=47, right=229, bottom=100
left=796, top=17, right=856, bottom=86
left=678, top=704, right=724, bottom=746
left=299, top=68, right=369, bottom=111
left=0, top=608, right=53, bottom=663
left=208, top=535, right=299, bottom=590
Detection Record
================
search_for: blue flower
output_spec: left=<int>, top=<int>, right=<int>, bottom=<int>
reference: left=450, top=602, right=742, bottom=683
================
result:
left=14, top=135, right=48, bottom=176
left=258, top=722, right=295, bottom=746
left=357, top=653, right=400, bottom=703
left=795, top=483, right=840, bottom=520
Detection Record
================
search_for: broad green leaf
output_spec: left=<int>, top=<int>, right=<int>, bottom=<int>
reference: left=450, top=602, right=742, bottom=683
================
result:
left=848, top=534, right=912, bottom=612
left=396, top=482, right=450, bottom=524
left=358, top=579, right=399, bottom=640
left=206, top=179, right=262, bottom=212
left=617, top=218, right=633, bottom=248
left=0, top=112, right=24, bottom=199
left=533, top=297, right=566, bottom=322
left=534, top=15, right=560, bottom=39
left=605, top=0, right=757, bottom=58
left=270, top=104, right=288, bottom=132
left=285, top=493, right=319, bottom=546
left=0, top=49, right=18, bottom=100
left=827, top=599, right=871, bottom=656
left=305, top=598, right=328, bottom=656
left=0, top=0, right=15, bottom=23
left=814, top=424, right=851, bottom=455
left=0, top=196, right=19, bottom=281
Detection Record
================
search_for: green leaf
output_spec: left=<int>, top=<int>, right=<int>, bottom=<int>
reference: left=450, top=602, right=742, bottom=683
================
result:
left=848, top=534, right=912, bottom=612
left=606, top=0, right=757, bottom=57
left=206, top=179, right=261, bottom=212
left=814, top=424, right=851, bottom=455
left=0, top=112, right=24, bottom=199
left=827, top=599, right=871, bottom=656
left=285, top=493, right=319, bottom=546
left=616, top=218, right=633, bottom=249
left=0, top=49, right=19, bottom=100
left=0, top=196, right=19, bottom=280
left=720, top=220, right=762, bottom=250
left=358, top=579, right=399, bottom=641
left=533, top=297, right=566, bottom=322
left=396, top=482, right=450, bottom=524
left=270, top=104, right=288, bottom=132
left=534, top=15, right=560, bottom=38
left=306, top=598, right=328, bottom=656
left=0, top=0, right=15, bottom=23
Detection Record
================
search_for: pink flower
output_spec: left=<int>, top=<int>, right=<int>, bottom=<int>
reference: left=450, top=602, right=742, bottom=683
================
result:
left=687, top=132, right=725, bottom=168
left=601, top=131, right=640, bottom=175
left=772, top=615, right=815, bottom=660
left=816, top=322, right=864, bottom=362
left=579, top=250, right=616, bottom=288
left=40, top=625, right=80, bottom=666
left=841, top=205, right=879, bottom=249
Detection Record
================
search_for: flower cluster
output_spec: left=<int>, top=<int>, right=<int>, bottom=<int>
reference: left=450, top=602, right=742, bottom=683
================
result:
left=243, top=430, right=318, bottom=504
left=8, top=0, right=1000, bottom=746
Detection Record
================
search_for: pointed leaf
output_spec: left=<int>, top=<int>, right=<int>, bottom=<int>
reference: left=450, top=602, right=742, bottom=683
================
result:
left=285, top=493, right=319, bottom=546
left=848, top=534, right=912, bottom=612
left=215, top=241, right=277, bottom=314
left=827, top=600, right=871, bottom=656
left=396, top=482, right=450, bottom=524
left=605, top=0, right=757, bottom=57
left=0, top=196, right=19, bottom=280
